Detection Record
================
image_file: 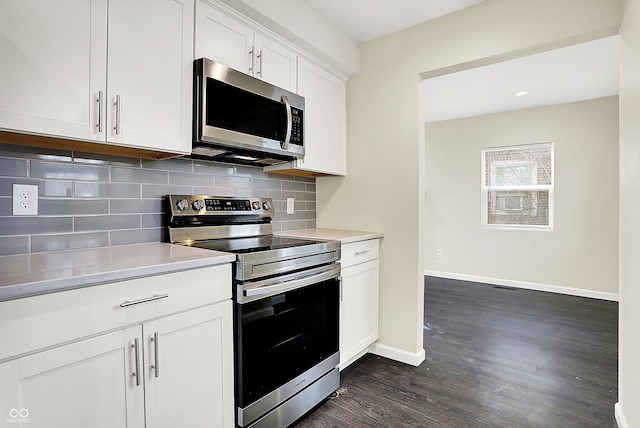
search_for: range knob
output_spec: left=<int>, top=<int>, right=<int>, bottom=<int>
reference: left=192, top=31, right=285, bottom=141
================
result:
left=176, top=199, right=189, bottom=211
left=262, top=201, right=271, bottom=211
left=192, top=199, right=204, bottom=211
left=252, top=201, right=261, bottom=210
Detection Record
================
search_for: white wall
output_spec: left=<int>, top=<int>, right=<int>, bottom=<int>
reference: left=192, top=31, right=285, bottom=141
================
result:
left=316, top=0, right=622, bottom=364
left=617, top=1, right=640, bottom=426
left=425, top=97, right=619, bottom=300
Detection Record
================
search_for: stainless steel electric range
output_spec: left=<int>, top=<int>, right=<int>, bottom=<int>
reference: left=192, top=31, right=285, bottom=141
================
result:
left=166, top=194, right=341, bottom=428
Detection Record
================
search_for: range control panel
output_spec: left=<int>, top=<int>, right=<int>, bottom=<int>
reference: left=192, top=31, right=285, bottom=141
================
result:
left=168, top=195, right=274, bottom=216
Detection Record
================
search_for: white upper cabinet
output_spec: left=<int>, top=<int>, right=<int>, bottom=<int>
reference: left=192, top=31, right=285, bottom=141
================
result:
left=0, top=0, right=107, bottom=142
left=106, top=0, right=194, bottom=153
left=296, top=58, right=346, bottom=176
left=195, top=0, right=253, bottom=73
left=0, top=0, right=194, bottom=155
left=265, top=58, right=347, bottom=176
left=253, top=33, right=297, bottom=92
left=195, top=0, right=297, bottom=92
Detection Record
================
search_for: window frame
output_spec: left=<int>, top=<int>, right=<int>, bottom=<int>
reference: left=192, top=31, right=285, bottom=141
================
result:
left=481, top=142, right=554, bottom=231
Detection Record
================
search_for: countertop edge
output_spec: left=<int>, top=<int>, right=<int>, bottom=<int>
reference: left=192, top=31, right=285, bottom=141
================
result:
left=0, top=244, right=235, bottom=302
left=275, top=228, right=384, bottom=244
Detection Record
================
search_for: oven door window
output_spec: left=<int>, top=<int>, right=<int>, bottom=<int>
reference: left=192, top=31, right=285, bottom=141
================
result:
left=235, top=278, right=339, bottom=407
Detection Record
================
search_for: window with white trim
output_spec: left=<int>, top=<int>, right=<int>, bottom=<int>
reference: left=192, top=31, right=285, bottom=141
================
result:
left=482, top=143, right=553, bottom=229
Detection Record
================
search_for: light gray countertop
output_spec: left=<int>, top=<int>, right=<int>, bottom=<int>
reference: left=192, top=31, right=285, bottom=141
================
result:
left=0, top=243, right=235, bottom=302
left=275, top=228, right=384, bottom=244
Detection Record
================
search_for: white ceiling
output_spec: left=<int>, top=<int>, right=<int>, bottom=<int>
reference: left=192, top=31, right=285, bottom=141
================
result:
left=303, top=0, right=485, bottom=43
left=300, top=1, right=619, bottom=123
left=422, top=36, right=620, bottom=123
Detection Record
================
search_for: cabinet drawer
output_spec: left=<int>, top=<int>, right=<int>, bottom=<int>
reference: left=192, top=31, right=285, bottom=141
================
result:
left=340, top=239, right=379, bottom=267
left=0, top=264, right=231, bottom=361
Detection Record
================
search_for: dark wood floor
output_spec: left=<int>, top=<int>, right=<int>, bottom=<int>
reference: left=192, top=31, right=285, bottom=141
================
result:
left=295, top=276, right=618, bottom=427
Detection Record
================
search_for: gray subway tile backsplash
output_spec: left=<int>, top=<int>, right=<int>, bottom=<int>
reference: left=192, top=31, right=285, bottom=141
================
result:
left=74, top=214, right=141, bottom=232
left=109, top=198, right=163, bottom=214
left=74, top=182, right=141, bottom=198
left=111, top=167, right=168, bottom=184
left=168, top=171, right=215, bottom=186
left=282, top=181, right=307, bottom=192
left=110, top=228, right=164, bottom=246
left=0, top=158, right=29, bottom=177
left=39, top=199, right=110, bottom=216
left=214, top=175, right=252, bottom=189
left=0, top=142, right=316, bottom=255
left=31, top=232, right=109, bottom=253
left=0, top=236, right=29, bottom=256
left=0, top=217, right=73, bottom=236
left=31, top=161, right=110, bottom=181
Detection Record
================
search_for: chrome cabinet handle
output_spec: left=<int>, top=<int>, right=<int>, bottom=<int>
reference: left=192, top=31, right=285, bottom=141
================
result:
left=257, top=49, right=263, bottom=77
left=120, top=293, right=168, bottom=308
left=150, top=332, right=160, bottom=378
left=132, top=338, right=141, bottom=386
left=355, top=250, right=370, bottom=256
left=96, top=91, right=103, bottom=132
left=281, top=95, right=292, bottom=150
left=249, top=47, right=254, bottom=74
left=113, top=95, right=121, bottom=135
left=339, top=276, right=343, bottom=302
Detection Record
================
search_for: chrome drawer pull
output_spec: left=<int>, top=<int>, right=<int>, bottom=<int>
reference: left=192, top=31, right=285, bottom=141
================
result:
left=113, top=94, right=121, bottom=135
left=96, top=91, right=103, bottom=132
left=120, top=293, right=168, bottom=308
left=355, top=250, right=370, bottom=256
left=132, top=338, right=141, bottom=386
left=150, top=332, right=160, bottom=378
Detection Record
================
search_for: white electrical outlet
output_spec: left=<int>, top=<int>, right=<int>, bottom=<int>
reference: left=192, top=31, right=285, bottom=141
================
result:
left=436, top=249, right=443, bottom=258
left=286, top=198, right=295, bottom=214
left=13, top=184, right=38, bottom=215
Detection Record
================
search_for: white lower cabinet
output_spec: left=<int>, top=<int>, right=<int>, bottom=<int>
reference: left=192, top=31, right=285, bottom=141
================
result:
left=0, top=328, right=144, bottom=428
left=143, top=303, right=234, bottom=428
left=0, top=265, right=234, bottom=428
left=339, top=239, right=380, bottom=370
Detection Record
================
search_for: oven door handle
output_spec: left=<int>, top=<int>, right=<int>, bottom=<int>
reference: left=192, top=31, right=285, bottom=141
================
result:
left=242, top=264, right=340, bottom=300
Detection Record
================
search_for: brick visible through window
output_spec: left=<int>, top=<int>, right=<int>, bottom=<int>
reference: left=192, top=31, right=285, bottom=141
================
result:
left=482, top=143, right=554, bottom=229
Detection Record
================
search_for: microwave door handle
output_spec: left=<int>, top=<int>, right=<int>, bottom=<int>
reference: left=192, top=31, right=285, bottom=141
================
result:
left=281, top=95, right=292, bottom=151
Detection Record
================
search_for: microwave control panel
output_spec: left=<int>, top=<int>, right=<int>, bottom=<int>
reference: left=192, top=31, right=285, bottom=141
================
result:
left=291, top=108, right=303, bottom=145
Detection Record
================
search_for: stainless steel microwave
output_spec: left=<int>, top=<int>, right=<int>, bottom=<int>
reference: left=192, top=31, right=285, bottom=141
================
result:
left=192, top=58, right=304, bottom=166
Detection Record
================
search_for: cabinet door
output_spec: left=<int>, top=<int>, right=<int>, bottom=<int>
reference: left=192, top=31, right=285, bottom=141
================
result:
left=0, top=0, right=107, bottom=142
left=340, top=259, right=380, bottom=370
left=195, top=0, right=253, bottom=73
left=284, top=58, right=346, bottom=176
left=254, top=33, right=297, bottom=92
left=0, top=328, right=144, bottom=428
left=143, top=302, right=234, bottom=428
left=107, top=0, right=193, bottom=153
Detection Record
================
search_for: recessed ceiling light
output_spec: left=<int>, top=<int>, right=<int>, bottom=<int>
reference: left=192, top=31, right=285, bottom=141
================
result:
left=515, top=90, right=529, bottom=97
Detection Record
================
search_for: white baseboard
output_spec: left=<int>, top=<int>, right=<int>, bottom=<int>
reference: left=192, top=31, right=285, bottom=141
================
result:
left=425, top=270, right=619, bottom=302
left=615, top=402, right=629, bottom=428
left=369, top=342, right=426, bottom=367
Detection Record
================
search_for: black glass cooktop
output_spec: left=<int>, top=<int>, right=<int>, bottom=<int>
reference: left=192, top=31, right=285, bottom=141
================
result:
left=185, top=236, right=326, bottom=254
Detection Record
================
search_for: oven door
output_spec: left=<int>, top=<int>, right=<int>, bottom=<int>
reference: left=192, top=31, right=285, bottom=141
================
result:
left=235, top=264, right=340, bottom=427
